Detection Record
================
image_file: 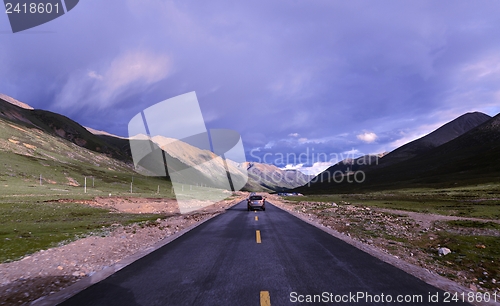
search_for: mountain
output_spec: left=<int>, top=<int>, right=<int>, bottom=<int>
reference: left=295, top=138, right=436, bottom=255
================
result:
left=378, top=112, right=491, bottom=166
left=312, top=153, right=387, bottom=184
left=0, top=94, right=131, bottom=161
left=0, top=104, right=158, bottom=193
left=243, top=162, right=314, bottom=192
left=0, top=93, right=319, bottom=192
left=148, top=135, right=248, bottom=189
left=84, top=126, right=131, bottom=156
left=0, top=93, right=33, bottom=110
left=307, top=112, right=490, bottom=188
left=297, top=112, right=500, bottom=193
left=143, top=136, right=313, bottom=192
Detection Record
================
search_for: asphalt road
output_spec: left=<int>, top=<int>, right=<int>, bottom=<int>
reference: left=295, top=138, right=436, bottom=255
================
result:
left=59, top=201, right=471, bottom=305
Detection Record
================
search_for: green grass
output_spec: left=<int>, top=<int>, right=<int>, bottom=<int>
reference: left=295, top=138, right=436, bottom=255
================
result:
left=284, top=186, right=500, bottom=289
left=0, top=151, right=175, bottom=263
left=0, top=150, right=175, bottom=198
left=0, top=121, right=179, bottom=262
left=446, top=220, right=500, bottom=230
left=0, top=201, right=162, bottom=263
left=415, top=232, right=500, bottom=289
left=285, top=194, right=345, bottom=204
left=288, top=184, right=500, bottom=219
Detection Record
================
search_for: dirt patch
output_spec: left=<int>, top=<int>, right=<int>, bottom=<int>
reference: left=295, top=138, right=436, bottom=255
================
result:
left=48, top=197, right=180, bottom=214
left=22, top=143, right=36, bottom=150
left=65, top=177, right=79, bottom=187
left=0, top=193, right=247, bottom=305
left=43, top=178, right=57, bottom=185
left=46, top=196, right=231, bottom=215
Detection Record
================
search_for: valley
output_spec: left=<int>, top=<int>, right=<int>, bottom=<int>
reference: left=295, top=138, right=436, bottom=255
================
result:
left=0, top=93, right=499, bottom=305
left=4, top=4, right=500, bottom=305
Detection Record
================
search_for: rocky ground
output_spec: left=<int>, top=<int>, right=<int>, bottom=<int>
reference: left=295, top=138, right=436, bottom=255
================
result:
left=0, top=193, right=247, bottom=305
left=267, top=194, right=500, bottom=301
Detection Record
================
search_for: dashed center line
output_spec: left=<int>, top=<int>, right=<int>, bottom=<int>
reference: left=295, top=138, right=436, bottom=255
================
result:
left=256, top=230, right=261, bottom=243
left=260, top=291, right=271, bottom=306
left=255, top=216, right=258, bottom=221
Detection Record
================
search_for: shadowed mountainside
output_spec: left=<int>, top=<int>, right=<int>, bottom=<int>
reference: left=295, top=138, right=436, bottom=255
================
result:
left=378, top=112, right=491, bottom=167
left=297, top=112, right=500, bottom=193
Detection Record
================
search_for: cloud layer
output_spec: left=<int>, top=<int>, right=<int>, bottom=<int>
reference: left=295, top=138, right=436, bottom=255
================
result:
left=1, top=0, right=500, bottom=172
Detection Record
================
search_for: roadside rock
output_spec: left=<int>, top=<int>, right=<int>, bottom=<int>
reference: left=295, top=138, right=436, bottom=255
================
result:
left=438, top=247, right=451, bottom=256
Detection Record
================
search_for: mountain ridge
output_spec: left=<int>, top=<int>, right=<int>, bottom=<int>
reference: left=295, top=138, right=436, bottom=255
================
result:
left=0, top=95, right=130, bottom=161
left=378, top=111, right=491, bottom=167
left=296, top=112, right=500, bottom=193
left=0, top=93, right=34, bottom=110
left=0, top=94, right=307, bottom=192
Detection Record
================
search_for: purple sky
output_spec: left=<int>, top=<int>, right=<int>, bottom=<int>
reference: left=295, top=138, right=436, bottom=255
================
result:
left=1, top=0, right=500, bottom=174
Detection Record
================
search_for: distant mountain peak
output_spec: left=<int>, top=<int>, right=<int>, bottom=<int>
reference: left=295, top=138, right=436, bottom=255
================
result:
left=85, top=126, right=127, bottom=139
left=0, top=93, right=34, bottom=110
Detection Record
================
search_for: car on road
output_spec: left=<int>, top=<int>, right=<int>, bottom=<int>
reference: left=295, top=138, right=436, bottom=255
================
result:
left=247, top=194, right=265, bottom=211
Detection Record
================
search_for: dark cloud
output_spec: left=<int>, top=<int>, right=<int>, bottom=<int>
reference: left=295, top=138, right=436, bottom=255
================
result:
left=1, top=0, right=500, bottom=174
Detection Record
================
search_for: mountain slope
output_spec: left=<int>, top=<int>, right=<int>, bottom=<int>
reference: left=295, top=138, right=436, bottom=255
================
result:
left=0, top=95, right=130, bottom=161
left=147, top=136, right=313, bottom=191
left=0, top=93, right=314, bottom=192
left=0, top=93, right=33, bottom=110
left=379, top=112, right=491, bottom=166
left=308, top=112, right=490, bottom=187
left=297, top=112, right=500, bottom=193
left=312, top=153, right=386, bottom=184
left=0, top=113, right=167, bottom=195
left=148, top=135, right=247, bottom=189
left=243, top=162, right=314, bottom=191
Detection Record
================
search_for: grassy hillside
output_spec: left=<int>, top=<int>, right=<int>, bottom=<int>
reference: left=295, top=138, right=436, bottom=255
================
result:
left=0, top=116, right=172, bottom=194
left=0, top=116, right=175, bottom=262
left=0, top=98, right=130, bottom=161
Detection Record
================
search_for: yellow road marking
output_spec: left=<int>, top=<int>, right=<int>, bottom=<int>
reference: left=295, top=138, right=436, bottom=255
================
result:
left=256, top=230, right=261, bottom=243
left=255, top=216, right=258, bottom=221
left=260, top=291, right=271, bottom=306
